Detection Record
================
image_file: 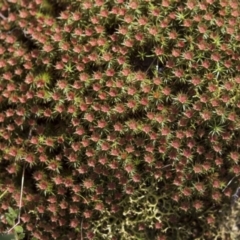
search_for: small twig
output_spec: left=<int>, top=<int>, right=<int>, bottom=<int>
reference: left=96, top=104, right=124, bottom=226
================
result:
left=6, top=128, right=33, bottom=234
left=28, top=127, right=33, bottom=140
left=145, top=57, right=157, bottom=74
left=222, top=174, right=240, bottom=193
left=161, top=164, right=172, bottom=170
left=7, top=165, right=25, bottom=234
left=0, top=189, right=8, bottom=200
left=76, top=193, right=89, bottom=204
left=0, top=13, right=7, bottom=20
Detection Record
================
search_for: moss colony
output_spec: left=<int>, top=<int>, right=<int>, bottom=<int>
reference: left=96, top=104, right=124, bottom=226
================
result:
left=0, top=0, right=240, bottom=239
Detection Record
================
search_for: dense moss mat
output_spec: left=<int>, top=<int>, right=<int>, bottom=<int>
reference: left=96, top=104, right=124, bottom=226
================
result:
left=0, top=0, right=240, bottom=239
